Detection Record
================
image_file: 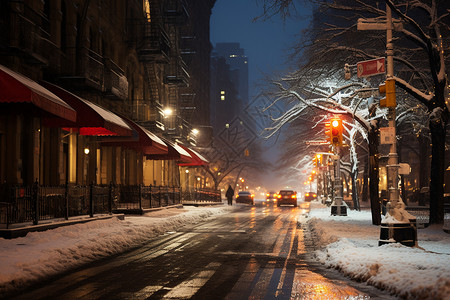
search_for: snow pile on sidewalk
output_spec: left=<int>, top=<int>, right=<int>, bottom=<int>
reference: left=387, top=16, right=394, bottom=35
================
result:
left=0, top=206, right=230, bottom=294
left=304, top=204, right=450, bottom=300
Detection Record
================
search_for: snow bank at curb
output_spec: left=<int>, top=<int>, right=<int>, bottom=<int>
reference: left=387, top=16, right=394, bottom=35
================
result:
left=305, top=207, right=450, bottom=300
left=0, top=206, right=231, bottom=293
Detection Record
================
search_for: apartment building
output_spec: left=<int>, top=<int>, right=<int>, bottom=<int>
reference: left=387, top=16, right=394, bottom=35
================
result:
left=0, top=0, right=214, bottom=190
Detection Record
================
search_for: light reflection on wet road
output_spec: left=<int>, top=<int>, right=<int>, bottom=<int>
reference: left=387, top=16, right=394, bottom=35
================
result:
left=10, top=200, right=396, bottom=300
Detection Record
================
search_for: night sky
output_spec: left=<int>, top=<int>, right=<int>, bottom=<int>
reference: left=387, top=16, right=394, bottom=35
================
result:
left=210, top=0, right=312, bottom=190
left=210, top=0, right=311, bottom=99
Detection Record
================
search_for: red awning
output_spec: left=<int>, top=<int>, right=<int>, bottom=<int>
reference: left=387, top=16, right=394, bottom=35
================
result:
left=147, top=138, right=192, bottom=162
left=101, top=116, right=168, bottom=155
left=41, top=82, right=132, bottom=136
left=0, top=64, right=76, bottom=122
left=177, top=144, right=209, bottom=166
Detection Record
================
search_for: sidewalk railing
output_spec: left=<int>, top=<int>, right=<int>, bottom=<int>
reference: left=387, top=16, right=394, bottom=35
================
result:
left=181, top=188, right=221, bottom=203
left=0, top=183, right=220, bottom=228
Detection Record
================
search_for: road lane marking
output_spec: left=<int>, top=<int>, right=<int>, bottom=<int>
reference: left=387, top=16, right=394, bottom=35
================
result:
left=275, top=215, right=298, bottom=297
left=162, top=262, right=221, bottom=299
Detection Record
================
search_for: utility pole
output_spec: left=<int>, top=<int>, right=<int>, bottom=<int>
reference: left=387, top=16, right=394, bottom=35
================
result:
left=326, top=118, right=347, bottom=216
left=357, top=3, right=416, bottom=246
left=331, top=153, right=347, bottom=216
left=379, top=4, right=416, bottom=247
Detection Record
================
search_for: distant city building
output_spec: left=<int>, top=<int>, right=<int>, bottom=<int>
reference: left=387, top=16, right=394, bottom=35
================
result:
left=214, top=43, right=249, bottom=105
left=210, top=42, right=249, bottom=136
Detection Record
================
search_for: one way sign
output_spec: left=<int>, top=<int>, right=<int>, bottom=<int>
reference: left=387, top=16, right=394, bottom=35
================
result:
left=357, top=57, right=385, bottom=78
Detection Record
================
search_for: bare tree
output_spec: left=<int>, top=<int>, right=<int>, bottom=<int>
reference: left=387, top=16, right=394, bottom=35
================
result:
left=260, top=0, right=450, bottom=224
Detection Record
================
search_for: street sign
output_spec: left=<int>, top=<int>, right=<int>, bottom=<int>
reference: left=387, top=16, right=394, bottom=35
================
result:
left=357, top=57, right=385, bottom=78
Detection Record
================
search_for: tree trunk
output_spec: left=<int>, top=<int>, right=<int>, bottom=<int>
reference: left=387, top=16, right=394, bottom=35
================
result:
left=362, top=155, right=369, bottom=202
left=368, top=108, right=381, bottom=225
left=418, top=135, right=429, bottom=205
left=351, top=168, right=360, bottom=211
left=429, top=114, right=446, bottom=224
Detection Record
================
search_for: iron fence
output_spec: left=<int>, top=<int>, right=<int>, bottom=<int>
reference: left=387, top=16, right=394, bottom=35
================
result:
left=182, top=188, right=221, bottom=203
left=0, top=183, right=218, bottom=228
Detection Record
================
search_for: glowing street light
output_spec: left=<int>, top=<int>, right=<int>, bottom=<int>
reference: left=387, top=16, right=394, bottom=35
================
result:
left=163, top=107, right=173, bottom=118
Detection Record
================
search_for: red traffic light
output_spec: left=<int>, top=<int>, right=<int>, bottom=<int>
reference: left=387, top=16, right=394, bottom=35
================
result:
left=329, top=117, right=343, bottom=146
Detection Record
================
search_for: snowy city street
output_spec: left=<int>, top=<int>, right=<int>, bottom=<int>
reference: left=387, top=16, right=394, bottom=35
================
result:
left=0, top=202, right=448, bottom=299
left=1, top=0, right=450, bottom=299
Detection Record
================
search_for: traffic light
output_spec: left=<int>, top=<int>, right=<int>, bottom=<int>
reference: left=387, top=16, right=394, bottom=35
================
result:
left=379, top=79, right=396, bottom=107
left=316, top=153, right=322, bottom=166
left=330, top=118, right=343, bottom=146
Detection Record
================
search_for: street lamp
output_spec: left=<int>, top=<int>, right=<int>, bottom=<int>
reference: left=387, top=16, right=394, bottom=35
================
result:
left=163, top=107, right=173, bottom=118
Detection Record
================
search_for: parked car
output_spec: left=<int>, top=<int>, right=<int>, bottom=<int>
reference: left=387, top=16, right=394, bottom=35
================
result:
left=236, top=191, right=254, bottom=205
left=304, top=192, right=317, bottom=202
left=266, top=191, right=277, bottom=202
left=276, top=190, right=297, bottom=207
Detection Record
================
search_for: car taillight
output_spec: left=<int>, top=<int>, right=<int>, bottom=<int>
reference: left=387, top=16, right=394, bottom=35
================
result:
left=236, top=195, right=239, bottom=198
left=313, top=194, right=317, bottom=197
left=266, top=193, right=269, bottom=197
left=291, top=194, right=297, bottom=199
left=251, top=194, right=255, bottom=198
left=305, top=193, right=309, bottom=197
left=277, top=194, right=281, bottom=198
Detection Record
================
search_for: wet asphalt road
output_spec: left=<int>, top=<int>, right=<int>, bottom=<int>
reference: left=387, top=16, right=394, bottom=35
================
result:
left=10, top=201, right=396, bottom=299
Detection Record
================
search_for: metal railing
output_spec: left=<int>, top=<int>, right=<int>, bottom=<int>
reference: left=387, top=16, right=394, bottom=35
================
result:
left=181, top=188, right=221, bottom=203
left=0, top=183, right=220, bottom=228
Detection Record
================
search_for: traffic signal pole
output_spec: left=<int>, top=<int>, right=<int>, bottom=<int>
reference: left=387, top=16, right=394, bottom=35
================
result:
left=379, top=5, right=417, bottom=246
left=325, top=118, right=347, bottom=216
left=386, top=5, right=400, bottom=217
left=356, top=4, right=417, bottom=246
left=331, top=153, right=347, bottom=216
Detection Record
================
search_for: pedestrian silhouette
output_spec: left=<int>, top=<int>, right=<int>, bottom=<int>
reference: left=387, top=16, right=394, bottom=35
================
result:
left=225, top=185, right=234, bottom=206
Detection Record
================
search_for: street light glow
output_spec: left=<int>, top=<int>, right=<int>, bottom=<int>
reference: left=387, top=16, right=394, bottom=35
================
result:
left=163, top=107, right=173, bottom=117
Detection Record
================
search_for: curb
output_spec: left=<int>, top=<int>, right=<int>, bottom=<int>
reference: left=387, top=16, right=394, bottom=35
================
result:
left=0, top=214, right=125, bottom=239
left=182, top=201, right=224, bottom=207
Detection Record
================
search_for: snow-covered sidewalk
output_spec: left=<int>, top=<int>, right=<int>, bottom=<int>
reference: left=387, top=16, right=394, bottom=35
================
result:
left=303, top=203, right=450, bottom=300
left=1, top=203, right=449, bottom=299
left=0, top=206, right=231, bottom=294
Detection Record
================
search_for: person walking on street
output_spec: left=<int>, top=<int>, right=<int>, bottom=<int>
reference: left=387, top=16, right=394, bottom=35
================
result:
left=226, top=185, right=234, bottom=206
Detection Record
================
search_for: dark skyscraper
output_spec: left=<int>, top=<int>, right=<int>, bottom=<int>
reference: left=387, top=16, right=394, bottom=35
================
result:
left=214, top=43, right=249, bottom=105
